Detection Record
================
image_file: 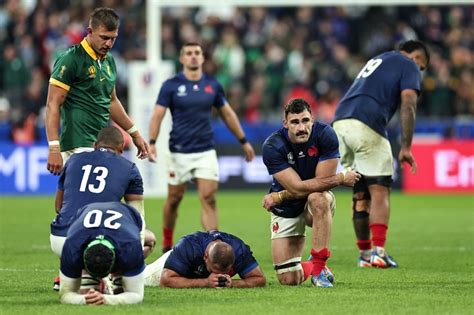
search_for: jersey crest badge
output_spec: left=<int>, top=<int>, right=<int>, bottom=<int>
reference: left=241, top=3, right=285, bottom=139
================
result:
left=88, top=65, right=96, bottom=79
left=177, top=84, right=187, bottom=96
left=204, top=85, right=213, bottom=94
left=308, top=145, right=318, bottom=157
left=272, top=222, right=279, bottom=233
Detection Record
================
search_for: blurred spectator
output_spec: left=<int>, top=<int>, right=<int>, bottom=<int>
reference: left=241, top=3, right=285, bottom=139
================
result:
left=0, top=3, right=473, bottom=142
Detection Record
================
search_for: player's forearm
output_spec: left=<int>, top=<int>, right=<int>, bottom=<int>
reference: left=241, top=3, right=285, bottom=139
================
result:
left=160, top=276, right=208, bottom=288
left=232, top=276, right=266, bottom=288
left=45, top=101, right=61, bottom=142
left=400, top=92, right=417, bottom=149
left=103, top=292, right=143, bottom=304
left=286, top=174, right=341, bottom=197
left=110, top=99, right=134, bottom=131
left=59, top=273, right=85, bottom=304
left=220, top=106, right=246, bottom=140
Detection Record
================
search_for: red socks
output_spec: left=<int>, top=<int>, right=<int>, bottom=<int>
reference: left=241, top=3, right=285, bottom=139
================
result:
left=301, top=261, right=313, bottom=280
left=310, top=248, right=331, bottom=276
left=163, top=227, right=174, bottom=249
left=357, top=240, right=372, bottom=251
left=370, top=223, right=388, bottom=248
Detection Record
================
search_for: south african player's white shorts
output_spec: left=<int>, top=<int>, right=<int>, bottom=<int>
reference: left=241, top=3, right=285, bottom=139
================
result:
left=167, top=149, right=219, bottom=185
left=61, top=147, right=94, bottom=164
left=333, top=119, right=393, bottom=176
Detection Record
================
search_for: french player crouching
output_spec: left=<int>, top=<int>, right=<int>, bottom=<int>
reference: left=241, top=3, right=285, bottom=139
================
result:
left=59, top=201, right=145, bottom=305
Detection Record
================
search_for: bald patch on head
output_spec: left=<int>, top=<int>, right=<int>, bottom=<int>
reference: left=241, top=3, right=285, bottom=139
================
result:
left=207, top=241, right=235, bottom=272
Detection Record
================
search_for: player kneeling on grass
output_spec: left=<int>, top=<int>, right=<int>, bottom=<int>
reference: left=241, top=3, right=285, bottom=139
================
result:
left=261, top=98, right=361, bottom=288
left=50, top=126, right=156, bottom=290
left=143, top=230, right=266, bottom=288
left=59, top=201, right=145, bottom=305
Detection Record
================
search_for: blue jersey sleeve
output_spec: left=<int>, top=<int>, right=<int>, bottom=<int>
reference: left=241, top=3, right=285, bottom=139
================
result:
left=156, top=80, right=173, bottom=107
left=262, top=140, right=290, bottom=175
left=60, top=241, right=83, bottom=278
left=400, top=60, right=421, bottom=94
left=163, top=238, right=196, bottom=276
left=318, top=126, right=340, bottom=162
left=233, top=242, right=259, bottom=278
left=125, top=164, right=144, bottom=195
left=213, top=81, right=227, bottom=108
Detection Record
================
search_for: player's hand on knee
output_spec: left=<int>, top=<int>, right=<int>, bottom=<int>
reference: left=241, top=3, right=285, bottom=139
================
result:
left=85, top=289, right=105, bottom=305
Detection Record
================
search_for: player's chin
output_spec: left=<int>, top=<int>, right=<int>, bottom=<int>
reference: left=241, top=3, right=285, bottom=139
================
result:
left=295, top=136, right=309, bottom=143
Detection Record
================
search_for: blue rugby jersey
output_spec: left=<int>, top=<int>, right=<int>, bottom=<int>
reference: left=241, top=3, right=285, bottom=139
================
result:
left=51, top=148, right=143, bottom=237
left=334, top=51, right=422, bottom=137
left=156, top=72, right=227, bottom=153
left=262, top=121, right=340, bottom=218
left=164, top=231, right=258, bottom=279
left=60, top=201, right=145, bottom=278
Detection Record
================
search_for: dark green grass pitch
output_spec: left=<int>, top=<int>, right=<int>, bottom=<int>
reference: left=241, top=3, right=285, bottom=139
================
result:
left=0, top=191, right=473, bottom=314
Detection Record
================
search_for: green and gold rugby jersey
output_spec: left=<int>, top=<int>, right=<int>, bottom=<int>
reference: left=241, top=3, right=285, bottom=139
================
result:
left=49, top=38, right=117, bottom=151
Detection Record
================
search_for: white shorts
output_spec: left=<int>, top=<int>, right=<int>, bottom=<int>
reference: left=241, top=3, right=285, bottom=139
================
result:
left=333, top=119, right=393, bottom=176
left=50, top=234, right=66, bottom=257
left=271, top=191, right=336, bottom=239
left=167, top=149, right=219, bottom=185
left=144, top=250, right=172, bottom=287
left=61, top=147, right=94, bottom=164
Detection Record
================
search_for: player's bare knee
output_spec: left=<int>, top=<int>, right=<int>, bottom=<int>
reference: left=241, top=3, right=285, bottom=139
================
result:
left=200, top=191, right=216, bottom=208
left=274, top=257, right=304, bottom=285
left=307, top=192, right=331, bottom=217
left=277, top=272, right=304, bottom=286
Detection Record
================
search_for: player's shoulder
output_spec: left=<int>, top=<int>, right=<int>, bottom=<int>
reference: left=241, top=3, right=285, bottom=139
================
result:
left=263, top=128, right=287, bottom=150
left=202, top=73, right=219, bottom=84
left=312, top=120, right=337, bottom=140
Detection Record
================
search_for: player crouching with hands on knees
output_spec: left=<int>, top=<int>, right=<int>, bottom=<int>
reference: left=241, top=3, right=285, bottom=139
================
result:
left=143, top=230, right=266, bottom=288
left=261, top=98, right=360, bottom=288
left=59, top=201, right=146, bottom=305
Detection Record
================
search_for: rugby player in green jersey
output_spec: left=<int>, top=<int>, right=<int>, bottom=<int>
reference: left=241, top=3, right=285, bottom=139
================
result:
left=45, top=7, right=148, bottom=175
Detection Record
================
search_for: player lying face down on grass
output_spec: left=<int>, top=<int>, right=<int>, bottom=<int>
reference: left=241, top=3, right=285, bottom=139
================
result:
left=261, top=98, right=361, bottom=288
left=143, top=231, right=266, bottom=288
left=59, top=201, right=146, bottom=305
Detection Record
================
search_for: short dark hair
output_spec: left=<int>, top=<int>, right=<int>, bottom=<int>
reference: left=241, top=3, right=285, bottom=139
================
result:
left=180, top=42, right=202, bottom=55
left=83, top=239, right=115, bottom=278
left=89, top=7, right=120, bottom=31
left=96, top=126, right=124, bottom=149
left=399, top=40, right=430, bottom=65
left=284, top=98, right=312, bottom=118
left=208, top=242, right=235, bottom=272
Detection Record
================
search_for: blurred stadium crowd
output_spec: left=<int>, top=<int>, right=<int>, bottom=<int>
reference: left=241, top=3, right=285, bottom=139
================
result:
left=0, top=0, right=473, bottom=143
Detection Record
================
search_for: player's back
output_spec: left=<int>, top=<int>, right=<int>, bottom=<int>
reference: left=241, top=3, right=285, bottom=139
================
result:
left=334, top=51, right=421, bottom=137
left=52, top=148, right=143, bottom=236
left=61, top=201, right=144, bottom=278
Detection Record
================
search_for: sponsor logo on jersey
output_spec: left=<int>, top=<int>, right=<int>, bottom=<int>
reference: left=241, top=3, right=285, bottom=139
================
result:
left=59, top=65, right=67, bottom=78
left=287, top=152, right=294, bottom=164
left=177, top=84, right=187, bottom=96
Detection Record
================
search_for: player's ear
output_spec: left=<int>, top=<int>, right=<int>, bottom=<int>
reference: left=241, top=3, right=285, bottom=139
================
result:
left=87, top=27, right=93, bottom=35
left=283, top=119, right=288, bottom=129
left=93, top=142, right=97, bottom=149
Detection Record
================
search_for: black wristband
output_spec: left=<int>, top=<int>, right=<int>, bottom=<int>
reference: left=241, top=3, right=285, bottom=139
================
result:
left=239, top=137, right=248, bottom=144
left=149, top=139, right=157, bottom=145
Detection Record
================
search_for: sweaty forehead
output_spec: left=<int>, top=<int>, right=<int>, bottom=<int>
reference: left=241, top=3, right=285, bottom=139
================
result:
left=287, top=110, right=312, bottom=120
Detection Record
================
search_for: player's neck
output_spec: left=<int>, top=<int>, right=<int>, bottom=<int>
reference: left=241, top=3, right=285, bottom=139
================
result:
left=183, top=69, right=203, bottom=81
